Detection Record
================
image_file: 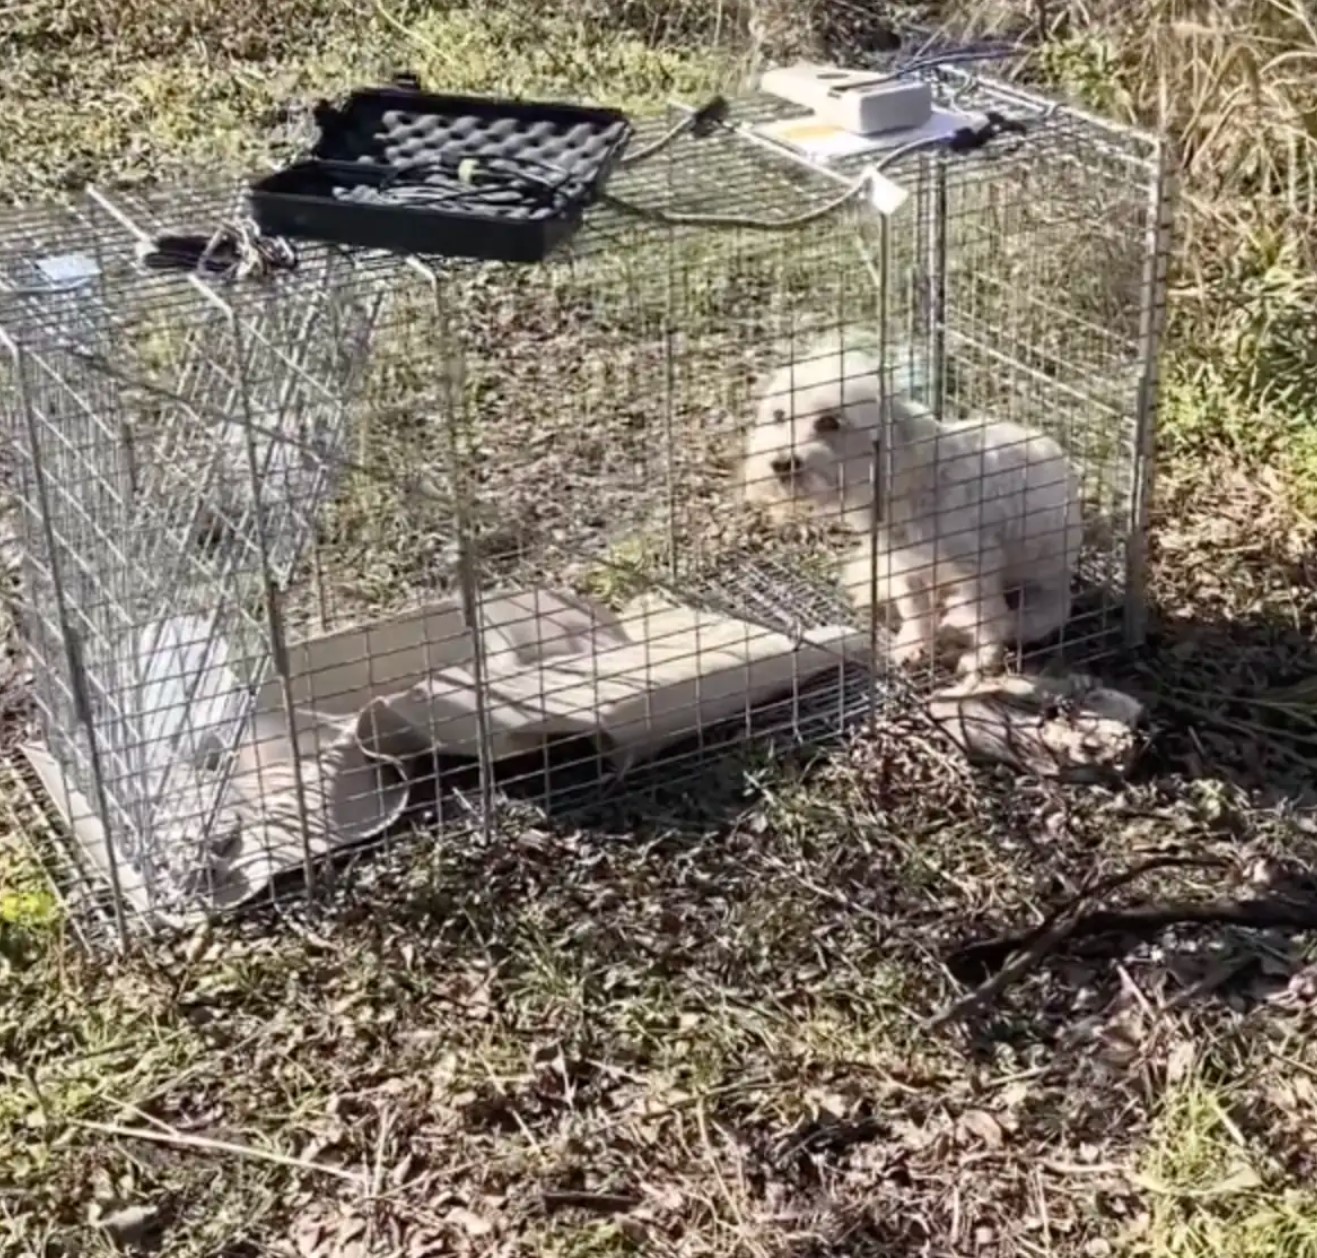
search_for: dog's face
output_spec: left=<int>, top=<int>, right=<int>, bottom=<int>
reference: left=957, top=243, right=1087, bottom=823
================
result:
left=739, top=361, right=882, bottom=513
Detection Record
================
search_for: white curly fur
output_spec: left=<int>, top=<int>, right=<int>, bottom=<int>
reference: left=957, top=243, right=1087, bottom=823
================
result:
left=736, top=343, right=1084, bottom=674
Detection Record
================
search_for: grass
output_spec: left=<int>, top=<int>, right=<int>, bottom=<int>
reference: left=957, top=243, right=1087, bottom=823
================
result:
left=4, top=0, right=1317, bottom=1254
left=1020, top=0, right=1317, bottom=500
left=1130, top=1057, right=1317, bottom=1257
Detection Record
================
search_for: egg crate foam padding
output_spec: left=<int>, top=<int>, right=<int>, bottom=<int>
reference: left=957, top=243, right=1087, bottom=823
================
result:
left=248, top=87, right=633, bottom=263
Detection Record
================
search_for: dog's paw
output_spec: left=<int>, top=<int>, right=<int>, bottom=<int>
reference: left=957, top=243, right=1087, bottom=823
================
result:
left=957, top=642, right=1006, bottom=677
left=892, top=622, right=936, bottom=666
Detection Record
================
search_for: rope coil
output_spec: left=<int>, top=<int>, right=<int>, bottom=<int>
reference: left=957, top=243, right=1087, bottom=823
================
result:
left=136, top=216, right=299, bottom=282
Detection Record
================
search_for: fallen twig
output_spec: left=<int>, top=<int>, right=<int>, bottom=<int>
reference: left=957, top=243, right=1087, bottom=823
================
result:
left=951, top=892, right=1317, bottom=985
left=1145, top=683, right=1317, bottom=771
left=71, top=1118, right=366, bottom=1187
left=541, top=1189, right=642, bottom=1214
left=927, top=855, right=1233, bottom=1028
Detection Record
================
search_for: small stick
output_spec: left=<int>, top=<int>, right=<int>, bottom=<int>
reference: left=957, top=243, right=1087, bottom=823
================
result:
left=71, top=1118, right=366, bottom=1187
left=951, top=893, right=1317, bottom=983
left=541, top=1190, right=642, bottom=1214
left=927, top=856, right=1233, bottom=1029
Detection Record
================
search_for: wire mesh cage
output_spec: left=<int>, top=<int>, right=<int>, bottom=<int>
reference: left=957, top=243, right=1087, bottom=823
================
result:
left=0, top=70, right=1172, bottom=945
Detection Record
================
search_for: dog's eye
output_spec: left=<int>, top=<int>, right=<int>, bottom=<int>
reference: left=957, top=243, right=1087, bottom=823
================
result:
left=814, top=411, right=841, bottom=434
left=772, top=408, right=787, bottom=424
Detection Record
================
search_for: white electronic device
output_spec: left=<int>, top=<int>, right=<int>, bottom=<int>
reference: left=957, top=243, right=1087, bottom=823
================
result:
left=759, top=63, right=933, bottom=137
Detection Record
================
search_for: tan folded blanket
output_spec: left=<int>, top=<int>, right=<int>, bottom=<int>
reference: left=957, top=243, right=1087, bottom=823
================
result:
left=24, top=585, right=872, bottom=924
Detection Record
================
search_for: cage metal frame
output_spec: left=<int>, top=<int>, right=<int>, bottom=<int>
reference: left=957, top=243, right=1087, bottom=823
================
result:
left=0, top=189, right=415, bottom=942
left=0, top=70, right=1174, bottom=948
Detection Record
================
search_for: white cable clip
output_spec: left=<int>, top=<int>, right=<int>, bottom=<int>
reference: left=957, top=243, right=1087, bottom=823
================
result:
left=864, top=165, right=909, bottom=217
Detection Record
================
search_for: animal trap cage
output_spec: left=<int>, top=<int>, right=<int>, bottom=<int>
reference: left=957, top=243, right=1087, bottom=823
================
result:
left=0, top=73, right=1171, bottom=944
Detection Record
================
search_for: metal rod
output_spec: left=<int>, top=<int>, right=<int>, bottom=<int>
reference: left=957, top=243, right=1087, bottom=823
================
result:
left=231, top=306, right=320, bottom=896
left=406, top=256, right=497, bottom=838
left=6, top=336, right=130, bottom=947
left=663, top=186, right=680, bottom=584
left=1124, top=142, right=1176, bottom=648
left=869, top=212, right=892, bottom=723
left=929, top=156, right=948, bottom=422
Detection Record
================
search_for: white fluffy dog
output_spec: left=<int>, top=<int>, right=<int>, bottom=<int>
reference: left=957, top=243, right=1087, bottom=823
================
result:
left=737, top=344, right=1084, bottom=674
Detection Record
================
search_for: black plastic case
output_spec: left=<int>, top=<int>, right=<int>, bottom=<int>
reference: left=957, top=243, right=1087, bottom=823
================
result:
left=247, top=83, right=633, bottom=264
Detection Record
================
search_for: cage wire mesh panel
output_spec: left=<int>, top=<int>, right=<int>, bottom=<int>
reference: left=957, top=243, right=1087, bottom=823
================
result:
left=0, top=187, right=396, bottom=935
left=353, top=80, right=1166, bottom=824
left=413, top=112, right=906, bottom=814
left=0, top=73, right=1169, bottom=942
left=431, top=80, right=1165, bottom=696
left=714, top=76, right=1167, bottom=683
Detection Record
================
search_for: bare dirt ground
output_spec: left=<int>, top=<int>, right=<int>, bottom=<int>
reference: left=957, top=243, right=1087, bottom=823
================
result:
left=3, top=2, right=1317, bottom=1255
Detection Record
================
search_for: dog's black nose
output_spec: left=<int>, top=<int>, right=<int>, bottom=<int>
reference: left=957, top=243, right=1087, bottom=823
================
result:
left=770, top=454, right=800, bottom=481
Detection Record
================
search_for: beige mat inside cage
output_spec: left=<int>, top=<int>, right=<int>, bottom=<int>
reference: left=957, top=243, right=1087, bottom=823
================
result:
left=23, top=586, right=872, bottom=926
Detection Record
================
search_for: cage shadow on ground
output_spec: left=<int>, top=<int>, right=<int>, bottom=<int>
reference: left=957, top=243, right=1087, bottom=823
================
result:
left=1122, top=594, right=1317, bottom=801
left=308, top=573, right=1317, bottom=1037
left=925, top=581, right=1317, bottom=1067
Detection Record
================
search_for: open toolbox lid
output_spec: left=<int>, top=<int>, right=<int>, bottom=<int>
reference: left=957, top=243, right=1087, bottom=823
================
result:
left=248, top=74, right=634, bottom=263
